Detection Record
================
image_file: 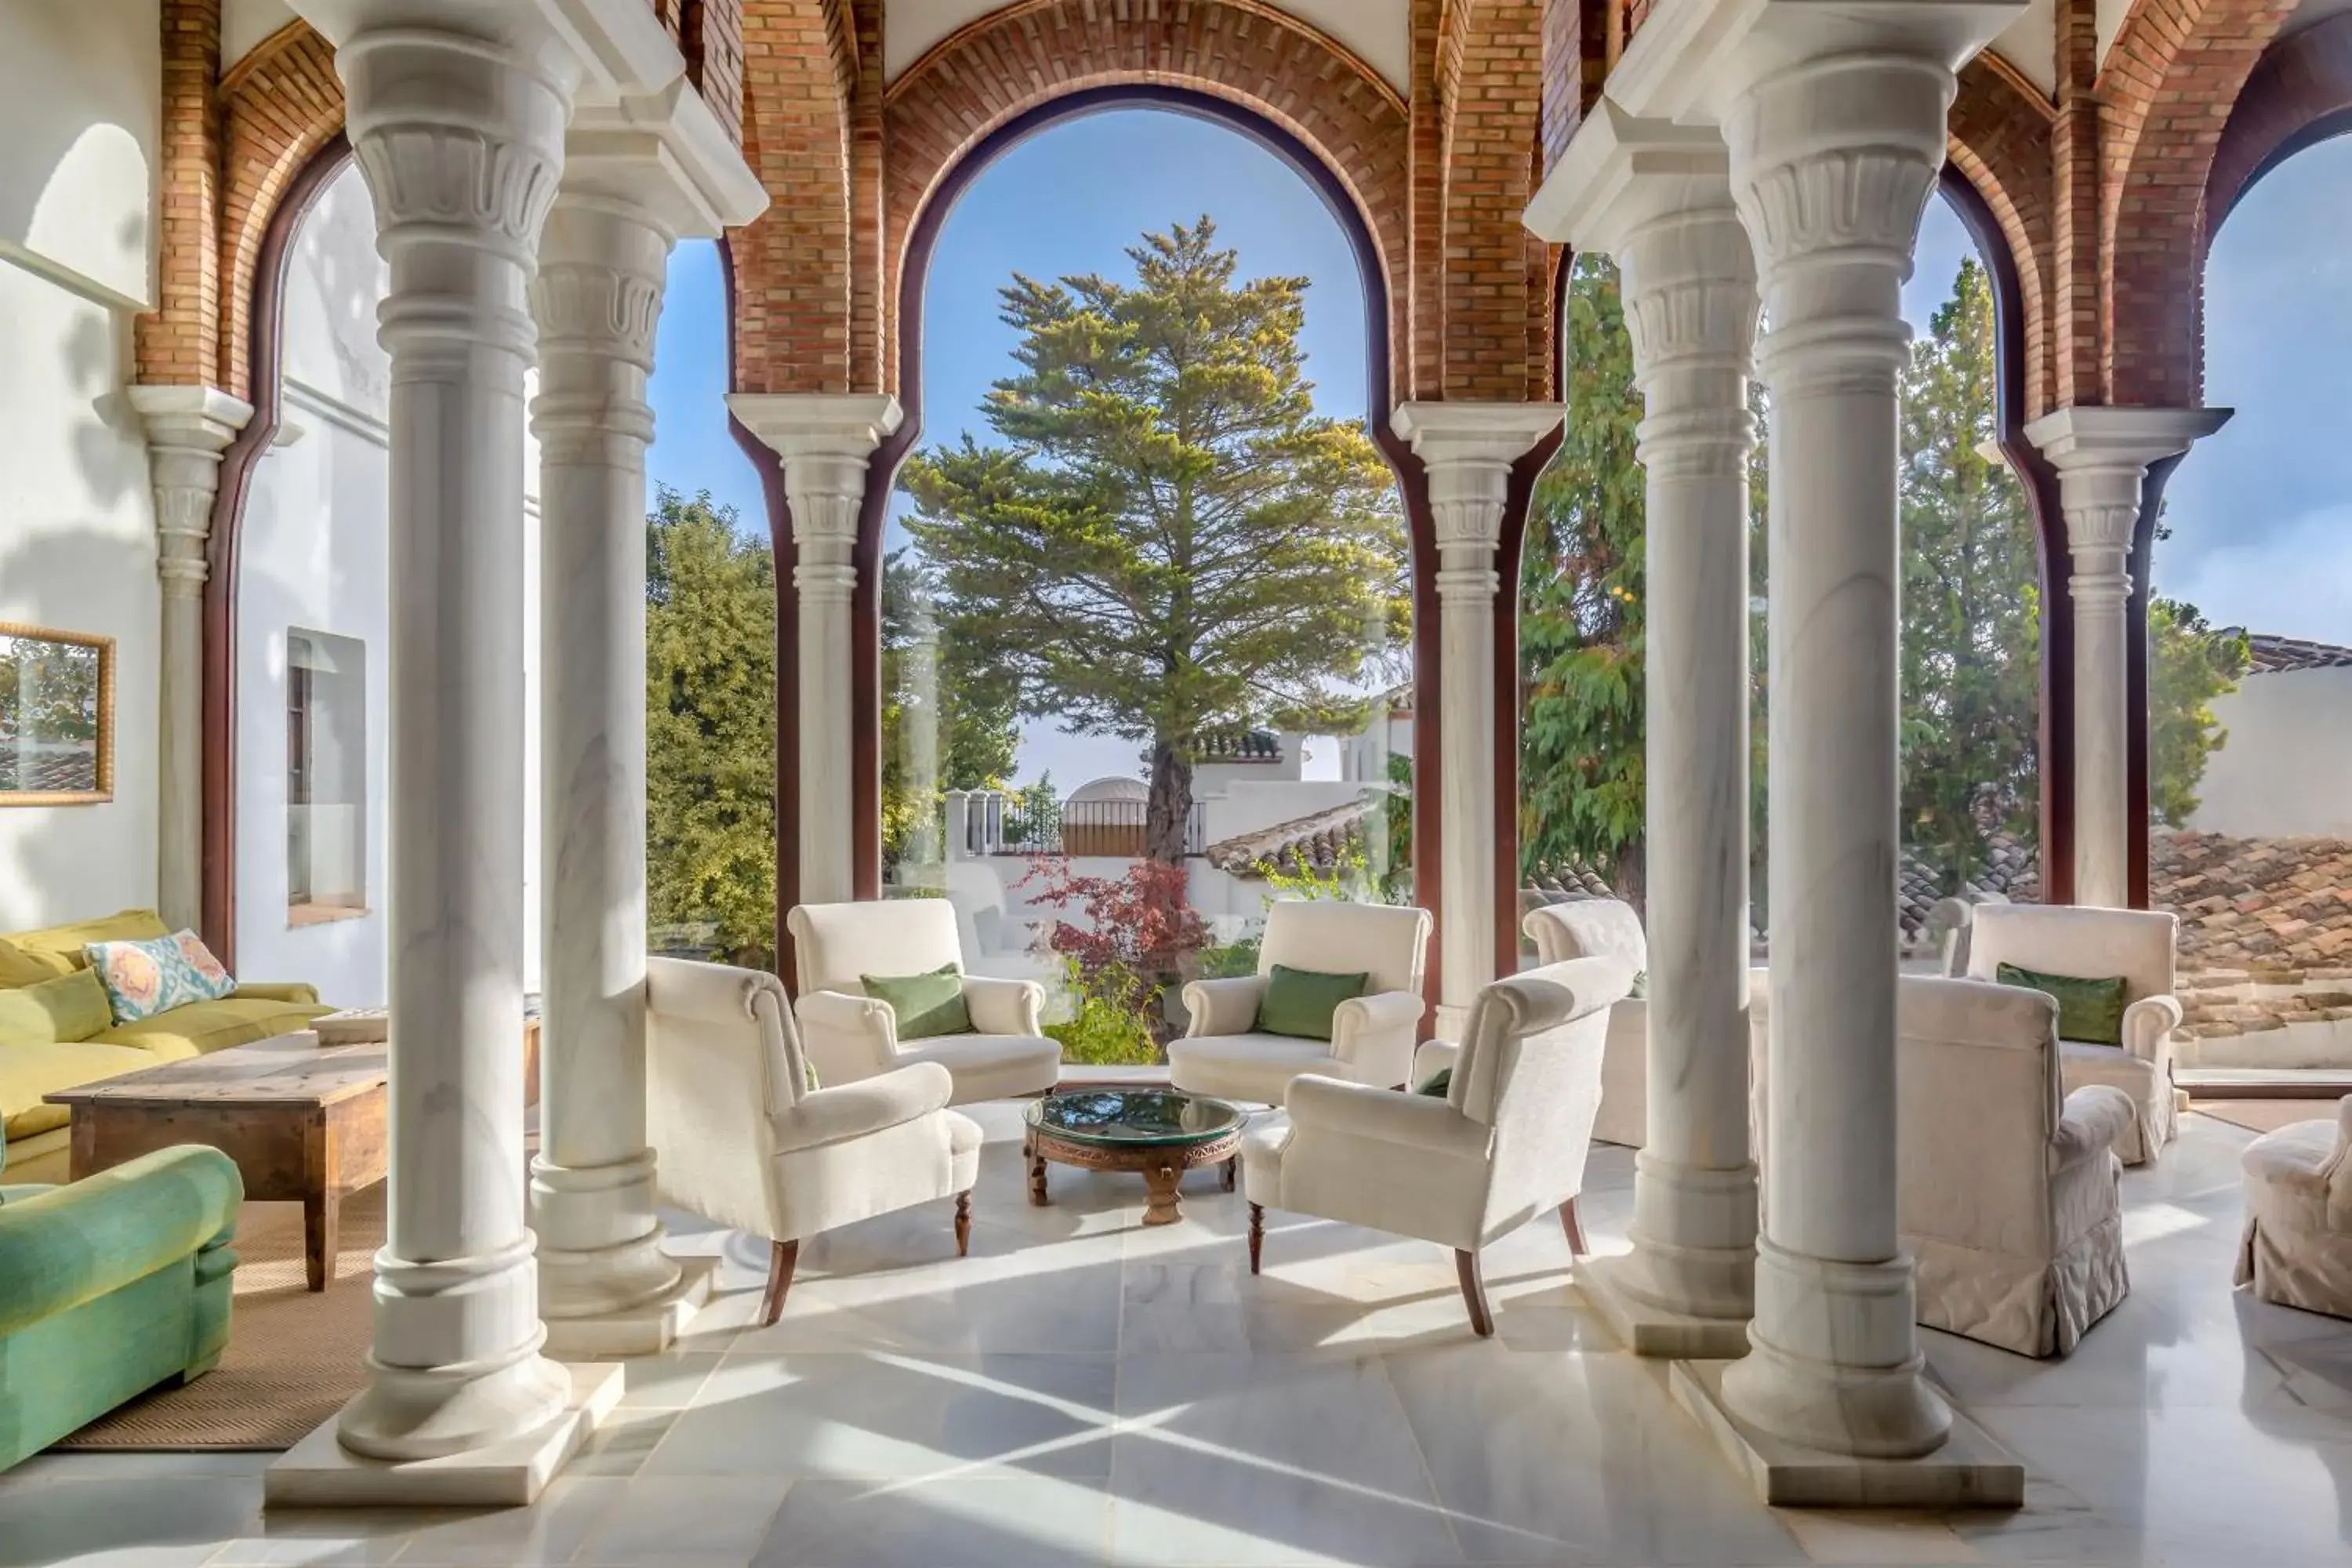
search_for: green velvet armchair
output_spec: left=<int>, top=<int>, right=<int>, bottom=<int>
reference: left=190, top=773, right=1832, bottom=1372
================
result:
left=0, top=1142, right=241, bottom=1471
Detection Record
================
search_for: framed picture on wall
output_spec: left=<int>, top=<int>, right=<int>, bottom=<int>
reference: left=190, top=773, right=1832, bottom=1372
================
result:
left=0, top=622, right=114, bottom=806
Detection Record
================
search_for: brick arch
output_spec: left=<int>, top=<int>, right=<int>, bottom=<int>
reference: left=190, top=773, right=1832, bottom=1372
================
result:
left=2206, top=13, right=2352, bottom=242
left=217, top=20, right=345, bottom=400
left=1439, top=0, right=1552, bottom=401
left=2099, top=0, right=2295, bottom=406
left=876, top=0, right=1413, bottom=399
left=1947, top=52, right=2056, bottom=419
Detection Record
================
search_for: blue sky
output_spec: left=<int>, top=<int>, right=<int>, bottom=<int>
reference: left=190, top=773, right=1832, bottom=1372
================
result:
left=645, top=109, right=2350, bottom=791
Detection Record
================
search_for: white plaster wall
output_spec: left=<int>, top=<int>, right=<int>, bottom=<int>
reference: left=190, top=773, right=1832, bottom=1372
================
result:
left=235, top=165, right=545, bottom=1004
left=2184, top=667, right=2352, bottom=840
left=223, top=0, right=299, bottom=71
left=881, top=0, right=1412, bottom=93
left=1987, top=0, right=2056, bottom=98
left=0, top=2, right=162, bottom=931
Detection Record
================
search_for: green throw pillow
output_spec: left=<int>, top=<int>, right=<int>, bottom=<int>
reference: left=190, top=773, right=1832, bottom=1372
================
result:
left=1415, top=1066, right=1451, bottom=1097
left=0, top=969, right=114, bottom=1047
left=1996, top=962, right=2129, bottom=1047
left=1255, top=964, right=1370, bottom=1042
left=862, top=963, right=971, bottom=1041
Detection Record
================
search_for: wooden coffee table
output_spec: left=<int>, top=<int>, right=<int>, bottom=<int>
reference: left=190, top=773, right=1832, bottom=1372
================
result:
left=1023, top=1087, right=1247, bottom=1226
left=46, top=1033, right=387, bottom=1291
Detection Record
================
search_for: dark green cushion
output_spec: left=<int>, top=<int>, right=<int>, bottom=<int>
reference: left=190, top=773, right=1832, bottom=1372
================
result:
left=862, top=964, right=971, bottom=1041
left=1997, top=962, right=2129, bottom=1047
left=1254, top=964, right=1370, bottom=1042
left=0, top=970, right=112, bottom=1047
left=1414, top=1067, right=1451, bottom=1097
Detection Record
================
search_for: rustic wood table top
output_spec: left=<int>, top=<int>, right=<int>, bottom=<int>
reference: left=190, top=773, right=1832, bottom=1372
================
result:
left=45, top=1032, right=387, bottom=1110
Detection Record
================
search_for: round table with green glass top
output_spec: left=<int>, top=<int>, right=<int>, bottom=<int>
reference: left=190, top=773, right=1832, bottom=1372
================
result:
left=1022, top=1088, right=1247, bottom=1226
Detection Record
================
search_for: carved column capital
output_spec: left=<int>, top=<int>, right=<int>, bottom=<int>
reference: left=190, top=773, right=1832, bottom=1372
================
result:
left=1390, top=401, right=1563, bottom=576
left=2024, top=404, right=2234, bottom=587
left=129, top=384, right=254, bottom=597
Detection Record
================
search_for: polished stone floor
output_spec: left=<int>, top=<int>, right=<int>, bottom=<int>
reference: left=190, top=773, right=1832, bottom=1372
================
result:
left=4, top=1106, right=2350, bottom=1566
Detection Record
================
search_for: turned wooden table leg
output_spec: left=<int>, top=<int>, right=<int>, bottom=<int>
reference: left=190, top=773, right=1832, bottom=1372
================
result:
left=1248, top=1203, right=1265, bottom=1274
left=1142, top=1159, right=1184, bottom=1226
left=1221, top=1155, right=1237, bottom=1193
left=1027, top=1138, right=1049, bottom=1207
left=954, top=1190, right=972, bottom=1256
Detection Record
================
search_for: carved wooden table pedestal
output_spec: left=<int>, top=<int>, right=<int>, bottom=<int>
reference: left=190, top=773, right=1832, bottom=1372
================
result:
left=1023, top=1088, right=1246, bottom=1227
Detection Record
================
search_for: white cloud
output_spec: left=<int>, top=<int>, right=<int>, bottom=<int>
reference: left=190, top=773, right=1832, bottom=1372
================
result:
left=2155, top=503, right=2352, bottom=644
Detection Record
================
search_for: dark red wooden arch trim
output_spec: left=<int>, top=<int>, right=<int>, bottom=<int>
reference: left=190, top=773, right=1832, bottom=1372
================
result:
left=2206, top=14, right=2352, bottom=246
left=201, top=131, right=355, bottom=966
left=1937, top=160, right=2075, bottom=905
left=868, top=84, right=1456, bottom=1014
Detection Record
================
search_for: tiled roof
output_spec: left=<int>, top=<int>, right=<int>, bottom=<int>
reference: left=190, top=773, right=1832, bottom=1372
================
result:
left=1203, top=798, right=1377, bottom=877
left=2241, top=633, right=2352, bottom=673
left=2151, top=830, right=2352, bottom=975
left=1190, top=728, right=1283, bottom=764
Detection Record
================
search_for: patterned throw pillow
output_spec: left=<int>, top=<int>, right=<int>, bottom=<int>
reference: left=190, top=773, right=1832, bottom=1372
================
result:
left=83, top=931, right=236, bottom=1025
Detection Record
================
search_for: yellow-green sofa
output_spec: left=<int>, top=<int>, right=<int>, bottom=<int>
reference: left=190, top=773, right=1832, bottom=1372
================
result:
left=0, top=911, right=332, bottom=1184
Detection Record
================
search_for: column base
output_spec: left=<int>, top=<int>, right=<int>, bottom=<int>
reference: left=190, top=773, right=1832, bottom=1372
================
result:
left=542, top=1254, right=715, bottom=1358
left=1671, top=1359, right=2024, bottom=1508
left=1577, top=1254, right=1752, bottom=1360
left=265, top=1363, right=621, bottom=1510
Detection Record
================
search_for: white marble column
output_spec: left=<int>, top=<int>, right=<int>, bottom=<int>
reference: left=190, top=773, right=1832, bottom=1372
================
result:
left=2024, top=406, right=2229, bottom=909
left=129, top=386, right=254, bottom=934
left=302, top=18, right=586, bottom=1485
left=1525, top=106, right=1761, bottom=1356
left=527, top=87, right=764, bottom=1356
left=727, top=394, right=903, bottom=906
left=1708, top=17, right=2012, bottom=1468
left=1391, top=402, right=1563, bottom=1040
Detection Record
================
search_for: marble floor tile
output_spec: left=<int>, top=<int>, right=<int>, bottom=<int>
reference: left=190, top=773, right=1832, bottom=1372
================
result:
left=572, top=1475, right=791, bottom=1566
left=387, top=1477, right=622, bottom=1565
left=750, top=1476, right=1112, bottom=1567
left=0, top=1473, right=266, bottom=1567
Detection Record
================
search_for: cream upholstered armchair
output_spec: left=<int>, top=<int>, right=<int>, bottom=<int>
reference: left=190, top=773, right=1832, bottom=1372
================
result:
left=2237, top=1095, right=2352, bottom=1320
left=1895, top=975, right=2136, bottom=1356
left=786, top=899, right=1060, bottom=1106
left=1965, top=905, right=2183, bottom=1165
left=1521, top=899, right=1648, bottom=1147
left=1167, top=900, right=1431, bottom=1104
left=1241, top=955, right=1633, bottom=1336
left=645, top=956, right=981, bottom=1324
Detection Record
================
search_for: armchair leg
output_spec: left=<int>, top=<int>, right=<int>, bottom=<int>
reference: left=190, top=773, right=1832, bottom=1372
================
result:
left=1454, top=1249, right=1495, bottom=1338
left=1558, top=1197, right=1588, bottom=1257
left=954, top=1191, right=972, bottom=1258
left=1247, top=1203, right=1265, bottom=1275
left=760, top=1238, right=800, bottom=1327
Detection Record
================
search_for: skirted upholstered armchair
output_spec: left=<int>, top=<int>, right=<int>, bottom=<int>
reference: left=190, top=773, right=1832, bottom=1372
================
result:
left=1894, top=975, right=2136, bottom=1357
left=646, top=956, right=982, bottom=1324
left=1965, top=905, right=2184, bottom=1165
left=2237, top=1094, right=2352, bottom=1320
left=1168, top=900, right=1432, bottom=1105
left=786, top=900, right=1060, bottom=1106
left=1240, top=955, right=1634, bottom=1336
left=1522, top=899, right=1649, bottom=1148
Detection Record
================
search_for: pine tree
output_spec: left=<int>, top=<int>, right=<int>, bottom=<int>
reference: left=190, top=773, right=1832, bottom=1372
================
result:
left=899, top=217, right=1407, bottom=865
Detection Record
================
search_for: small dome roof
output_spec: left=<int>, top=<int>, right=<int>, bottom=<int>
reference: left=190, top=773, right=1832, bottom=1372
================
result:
left=1066, top=775, right=1149, bottom=805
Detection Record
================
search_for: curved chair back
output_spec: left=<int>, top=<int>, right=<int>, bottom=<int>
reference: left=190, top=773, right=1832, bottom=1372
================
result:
left=1965, top=904, right=2176, bottom=1006
left=1259, top=900, right=1430, bottom=997
left=647, top=956, right=808, bottom=1236
left=1523, top=898, right=1647, bottom=970
left=1895, top=975, right=2064, bottom=1252
left=789, top=899, right=964, bottom=996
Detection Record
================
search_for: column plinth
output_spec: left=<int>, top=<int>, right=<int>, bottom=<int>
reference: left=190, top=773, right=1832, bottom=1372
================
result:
left=2023, top=405, right=2231, bottom=909
left=1392, top=403, right=1561, bottom=1040
left=129, top=385, right=254, bottom=935
left=1528, top=104, right=1762, bottom=1355
left=728, top=394, right=903, bottom=906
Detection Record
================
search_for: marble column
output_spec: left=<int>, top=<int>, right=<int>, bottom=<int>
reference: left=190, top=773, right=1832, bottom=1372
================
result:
left=1390, top=402, right=1563, bottom=1040
left=129, top=386, right=254, bottom=934
left=727, top=394, right=903, bottom=906
left=1525, top=106, right=1761, bottom=1356
left=2024, top=406, right=2230, bottom=909
left=1710, top=20, right=2005, bottom=1465
left=315, top=19, right=585, bottom=1478
left=526, top=85, right=764, bottom=1356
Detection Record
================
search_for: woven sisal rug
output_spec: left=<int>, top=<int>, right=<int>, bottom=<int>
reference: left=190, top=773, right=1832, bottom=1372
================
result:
left=54, top=1188, right=381, bottom=1450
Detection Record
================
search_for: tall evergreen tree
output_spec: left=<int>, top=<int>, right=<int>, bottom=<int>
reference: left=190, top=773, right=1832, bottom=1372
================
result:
left=645, top=487, right=776, bottom=967
left=900, top=217, right=1408, bottom=865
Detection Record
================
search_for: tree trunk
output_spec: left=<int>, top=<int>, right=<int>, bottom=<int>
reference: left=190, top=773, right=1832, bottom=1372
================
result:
left=1613, top=836, right=1648, bottom=927
left=1145, top=739, right=1194, bottom=866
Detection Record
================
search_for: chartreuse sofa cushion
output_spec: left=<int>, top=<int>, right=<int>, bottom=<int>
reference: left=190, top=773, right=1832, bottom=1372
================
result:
left=862, top=964, right=971, bottom=1041
left=0, top=1144, right=241, bottom=1471
left=0, top=910, right=171, bottom=982
left=1996, top=961, right=2129, bottom=1047
left=1256, top=964, right=1371, bottom=1042
left=0, top=971, right=112, bottom=1047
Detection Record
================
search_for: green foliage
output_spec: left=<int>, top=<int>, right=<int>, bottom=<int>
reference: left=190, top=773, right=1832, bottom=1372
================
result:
left=1042, top=962, right=1162, bottom=1066
left=1004, top=774, right=1063, bottom=848
left=646, top=487, right=776, bottom=969
left=1255, top=843, right=1378, bottom=903
left=900, top=216, right=1408, bottom=862
left=1517, top=256, right=1650, bottom=905
left=1197, top=938, right=1262, bottom=979
left=2148, top=597, right=2250, bottom=827
left=1896, top=259, right=2044, bottom=893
